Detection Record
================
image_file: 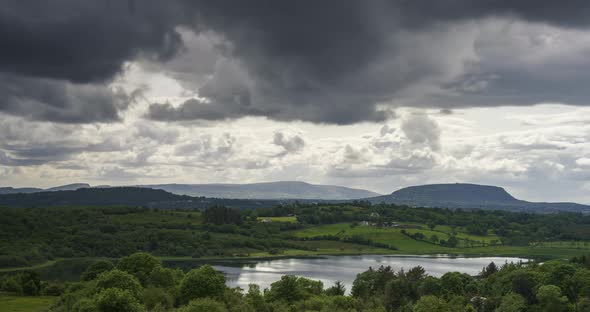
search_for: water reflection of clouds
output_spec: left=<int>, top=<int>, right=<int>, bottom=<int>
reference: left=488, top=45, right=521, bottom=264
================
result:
left=215, top=255, right=526, bottom=293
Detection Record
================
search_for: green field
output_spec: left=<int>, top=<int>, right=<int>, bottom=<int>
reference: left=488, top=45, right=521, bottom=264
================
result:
left=256, top=216, right=297, bottom=223
left=291, top=222, right=590, bottom=259
left=0, top=294, right=55, bottom=312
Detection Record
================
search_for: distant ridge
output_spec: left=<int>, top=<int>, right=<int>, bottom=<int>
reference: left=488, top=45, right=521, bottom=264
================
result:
left=0, top=187, right=43, bottom=195
left=0, top=183, right=89, bottom=195
left=139, top=181, right=381, bottom=200
left=367, top=183, right=590, bottom=214
left=0, top=187, right=287, bottom=209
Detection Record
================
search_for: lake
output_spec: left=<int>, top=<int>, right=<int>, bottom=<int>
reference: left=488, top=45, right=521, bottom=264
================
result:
left=204, top=255, right=527, bottom=292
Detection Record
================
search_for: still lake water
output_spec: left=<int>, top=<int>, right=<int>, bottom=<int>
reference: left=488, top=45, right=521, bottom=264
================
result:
left=207, top=255, right=526, bottom=292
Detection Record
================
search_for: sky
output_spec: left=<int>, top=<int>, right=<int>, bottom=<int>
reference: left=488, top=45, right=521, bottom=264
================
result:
left=1, top=1, right=590, bottom=203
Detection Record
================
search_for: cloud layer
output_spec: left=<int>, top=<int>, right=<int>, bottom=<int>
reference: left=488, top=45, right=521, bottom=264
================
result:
left=3, top=1, right=590, bottom=123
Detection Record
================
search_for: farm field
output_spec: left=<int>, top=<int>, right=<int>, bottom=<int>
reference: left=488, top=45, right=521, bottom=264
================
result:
left=291, top=222, right=590, bottom=259
left=256, top=216, right=297, bottom=223
left=0, top=294, right=55, bottom=312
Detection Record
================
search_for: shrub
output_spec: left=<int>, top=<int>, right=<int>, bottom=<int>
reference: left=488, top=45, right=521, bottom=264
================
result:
left=178, top=298, right=228, bottom=312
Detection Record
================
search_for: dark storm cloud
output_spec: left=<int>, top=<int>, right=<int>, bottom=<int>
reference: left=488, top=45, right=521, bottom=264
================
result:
left=0, top=73, right=130, bottom=123
left=0, top=0, right=184, bottom=122
left=5, top=1, right=590, bottom=123
left=0, top=0, right=184, bottom=83
left=147, top=0, right=590, bottom=123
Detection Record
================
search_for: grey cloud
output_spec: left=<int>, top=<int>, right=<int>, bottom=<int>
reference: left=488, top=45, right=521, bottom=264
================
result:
left=0, top=74, right=132, bottom=123
left=0, top=0, right=184, bottom=83
left=174, top=133, right=236, bottom=161
left=7, top=1, right=590, bottom=124
left=273, top=132, right=305, bottom=156
left=401, top=114, right=441, bottom=151
left=134, top=123, right=180, bottom=144
left=148, top=1, right=590, bottom=123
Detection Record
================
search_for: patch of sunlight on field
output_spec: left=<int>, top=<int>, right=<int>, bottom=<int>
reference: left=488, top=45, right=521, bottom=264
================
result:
left=257, top=216, right=297, bottom=223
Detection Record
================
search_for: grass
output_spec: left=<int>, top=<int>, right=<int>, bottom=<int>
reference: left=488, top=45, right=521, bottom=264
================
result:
left=0, top=294, right=56, bottom=312
left=257, top=216, right=297, bottom=223
left=291, top=222, right=590, bottom=259
left=292, top=223, right=443, bottom=253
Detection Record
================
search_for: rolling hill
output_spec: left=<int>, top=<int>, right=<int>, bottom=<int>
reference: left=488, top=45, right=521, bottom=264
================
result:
left=0, top=183, right=89, bottom=194
left=0, top=187, right=293, bottom=209
left=139, top=181, right=381, bottom=200
left=368, top=183, right=590, bottom=213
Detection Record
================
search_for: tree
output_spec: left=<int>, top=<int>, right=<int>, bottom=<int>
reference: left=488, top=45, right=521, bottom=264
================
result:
left=267, top=275, right=306, bottom=303
left=496, top=293, right=526, bottom=312
left=536, top=285, right=569, bottom=312
left=20, top=271, right=41, bottom=296
left=95, top=269, right=142, bottom=299
left=203, top=206, right=242, bottom=225
left=480, top=262, right=498, bottom=278
left=427, top=222, right=437, bottom=231
left=510, top=271, right=538, bottom=304
left=418, top=276, right=442, bottom=297
left=148, top=266, right=180, bottom=289
left=430, top=234, right=439, bottom=243
left=81, top=260, right=115, bottom=281
left=440, top=272, right=471, bottom=296
left=142, top=287, right=174, bottom=311
left=325, top=281, right=346, bottom=296
left=95, top=288, right=143, bottom=312
left=413, top=295, right=451, bottom=312
left=178, top=298, right=228, bottom=312
left=117, top=252, right=161, bottom=286
left=244, top=284, right=268, bottom=312
left=446, top=236, right=459, bottom=248
left=72, top=298, right=98, bottom=312
left=179, top=265, right=226, bottom=303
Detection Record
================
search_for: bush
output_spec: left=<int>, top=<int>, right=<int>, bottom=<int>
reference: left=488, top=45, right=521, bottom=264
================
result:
left=178, top=298, right=228, bottom=312
left=42, top=282, right=65, bottom=296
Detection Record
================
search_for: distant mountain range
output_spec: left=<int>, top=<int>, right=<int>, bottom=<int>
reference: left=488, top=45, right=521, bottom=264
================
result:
left=0, top=183, right=90, bottom=195
left=1, top=181, right=588, bottom=214
left=0, top=181, right=379, bottom=200
left=138, top=181, right=381, bottom=200
left=367, top=183, right=590, bottom=213
left=0, top=187, right=290, bottom=209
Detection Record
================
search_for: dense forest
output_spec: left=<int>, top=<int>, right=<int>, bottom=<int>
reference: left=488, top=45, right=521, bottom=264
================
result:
left=2, top=252, right=590, bottom=311
left=2, top=203, right=590, bottom=268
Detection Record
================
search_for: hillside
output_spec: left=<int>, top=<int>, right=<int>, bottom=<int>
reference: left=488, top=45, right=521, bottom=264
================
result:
left=368, top=183, right=590, bottom=213
left=140, top=181, right=381, bottom=199
left=0, top=187, right=43, bottom=195
left=0, top=187, right=285, bottom=209
left=0, top=183, right=89, bottom=194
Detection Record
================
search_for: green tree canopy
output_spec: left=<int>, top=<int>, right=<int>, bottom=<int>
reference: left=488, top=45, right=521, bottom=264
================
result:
left=95, top=269, right=142, bottom=299
left=117, top=252, right=162, bottom=286
left=95, top=288, right=144, bottom=312
left=81, top=260, right=115, bottom=281
left=179, top=265, right=226, bottom=303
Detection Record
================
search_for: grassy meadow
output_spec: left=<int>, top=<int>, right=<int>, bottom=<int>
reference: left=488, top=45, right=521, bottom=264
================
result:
left=0, top=294, right=55, bottom=312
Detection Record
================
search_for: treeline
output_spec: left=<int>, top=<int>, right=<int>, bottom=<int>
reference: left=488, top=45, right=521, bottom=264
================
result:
left=3, top=252, right=590, bottom=311
left=0, top=207, right=303, bottom=268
